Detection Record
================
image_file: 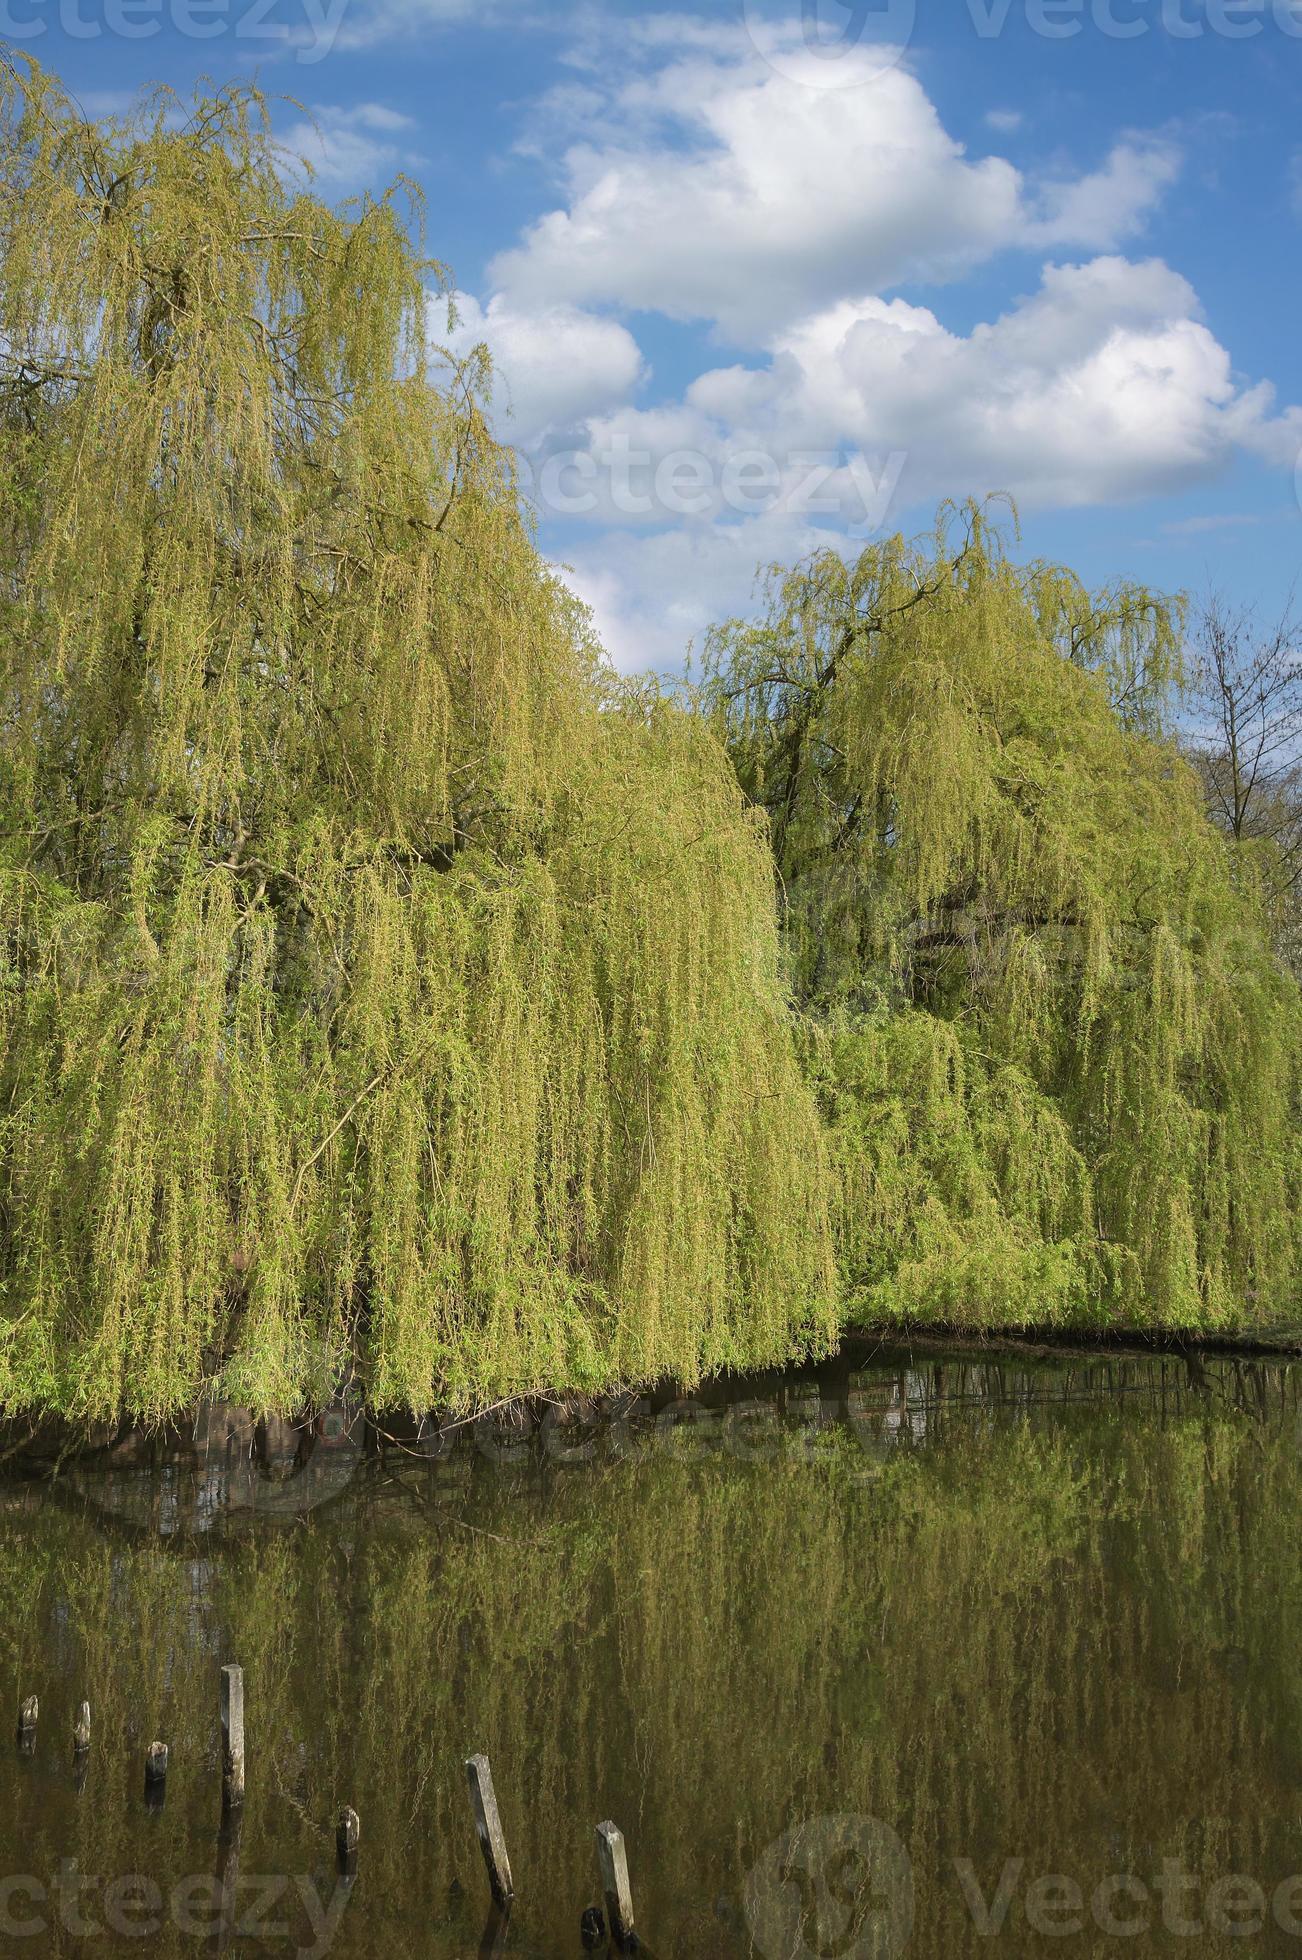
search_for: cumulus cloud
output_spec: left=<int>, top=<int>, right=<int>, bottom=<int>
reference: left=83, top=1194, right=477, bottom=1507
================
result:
left=687, top=256, right=1292, bottom=509
left=555, top=510, right=839, bottom=675
left=401, top=17, right=1299, bottom=675
left=438, top=292, right=645, bottom=443
left=491, top=30, right=1180, bottom=341
left=1231, top=394, right=1302, bottom=471
left=1022, top=141, right=1182, bottom=250
left=500, top=252, right=1302, bottom=674
left=500, top=259, right=1297, bottom=532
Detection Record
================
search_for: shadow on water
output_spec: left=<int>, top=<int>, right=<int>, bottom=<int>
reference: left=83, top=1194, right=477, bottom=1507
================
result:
left=1, top=1346, right=1301, bottom=1955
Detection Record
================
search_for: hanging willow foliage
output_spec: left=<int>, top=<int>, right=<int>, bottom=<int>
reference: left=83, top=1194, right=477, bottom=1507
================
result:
left=702, top=504, right=1302, bottom=1331
left=0, top=62, right=836, bottom=1421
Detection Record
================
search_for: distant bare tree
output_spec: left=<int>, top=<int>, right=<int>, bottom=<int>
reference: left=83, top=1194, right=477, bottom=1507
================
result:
left=1187, top=593, right=1302, bottom=969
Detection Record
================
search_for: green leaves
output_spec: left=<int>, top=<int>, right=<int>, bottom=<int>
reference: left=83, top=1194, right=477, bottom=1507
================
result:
left=704, top=502, right=1302, bottom=1333
left=0, top=60, right=834, bottom=1422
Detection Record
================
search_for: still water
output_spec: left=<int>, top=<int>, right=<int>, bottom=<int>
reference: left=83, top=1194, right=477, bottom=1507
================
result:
left=1, top=1345, right=1300, bottom=1957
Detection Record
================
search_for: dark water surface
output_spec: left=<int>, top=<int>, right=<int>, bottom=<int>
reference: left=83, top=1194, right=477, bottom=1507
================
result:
left=2, top=1345, right=1301, bottom=1957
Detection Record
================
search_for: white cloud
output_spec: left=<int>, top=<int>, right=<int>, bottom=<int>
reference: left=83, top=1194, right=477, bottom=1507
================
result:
left=502, top=259, right=1299, bottom=529
left=1161, top=513, right=1262, bottom=536
left=496, top=253, right=1302, bottom=674
left=74, top=89, right=152, bottom=119
left=491, top=29, right=1180, bottom=341
left=697, top=256, right=1271, bottom=509
left=437, top=292, right=645, bottom=442
left=555, top=509, right=837, bottom=676
left=1231, top=392, right=1302, bottom=471
left=399, top=18, right=1299, bottom=677
left=1023, top=140, right=1182, bottom=250
left=278, top=103, right=422, bottom=189
left=331, top=0, right=530, bottom=50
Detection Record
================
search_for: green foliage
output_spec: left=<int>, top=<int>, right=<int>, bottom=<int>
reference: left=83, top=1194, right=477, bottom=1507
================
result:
left=0, top=62, right=834, bottom=1421
left=702, top=503, right=1302, bottom=1330
left=0, top=61, right=1293, bottom=1415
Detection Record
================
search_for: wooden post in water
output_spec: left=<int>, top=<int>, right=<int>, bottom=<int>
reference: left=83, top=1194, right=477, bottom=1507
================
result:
left=73, top=1702, right=91, bottom=1754
left=336, top=1806, right=360, bottom=1877
left=145, top=1741, right=168, bottom=1808
left=595, top=1820, right=636, bottom=1948
left=465, top=1754, right=513, bottom=1908
left=213, top=1810, right=243, bottom=1954
left=220, top=1664, right=244, bottom=1811
left=16, top=1696, right=37, bottom=1754
left=477, top=1905, right=510, bottom=1957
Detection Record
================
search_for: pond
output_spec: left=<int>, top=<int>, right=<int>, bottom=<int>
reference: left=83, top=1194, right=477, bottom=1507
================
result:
left=0, top=1344, right=1300, bottom=1956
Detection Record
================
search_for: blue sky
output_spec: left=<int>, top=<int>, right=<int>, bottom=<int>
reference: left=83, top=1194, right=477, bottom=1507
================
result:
left=11, top=0, right=1302, bottom=672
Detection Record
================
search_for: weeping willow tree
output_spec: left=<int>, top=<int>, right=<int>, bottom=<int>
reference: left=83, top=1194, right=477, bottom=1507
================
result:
left=701, top=503, right=1302, bottom=1330
left=0, top=60, right=836, bottom=1422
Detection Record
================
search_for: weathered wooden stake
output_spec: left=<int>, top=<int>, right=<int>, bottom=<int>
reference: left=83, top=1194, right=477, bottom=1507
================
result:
left=595, top=1820, right=636, bottom=1948
left=220, top=1664, right=244, bottom=1810
left=73, top=1701, right=91, bottom=1754
left=477, top=1905, right=510, bottom=1957
left=465, top=1754, right=513, bottom=1908
left=16, top=1696, right=37, bottom=1753
left=214, top=1809, right=243, bottom=1955
left=144, top=1741, right=168, bottom=1807
left=336, top=1806, right=360, bottom=1876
